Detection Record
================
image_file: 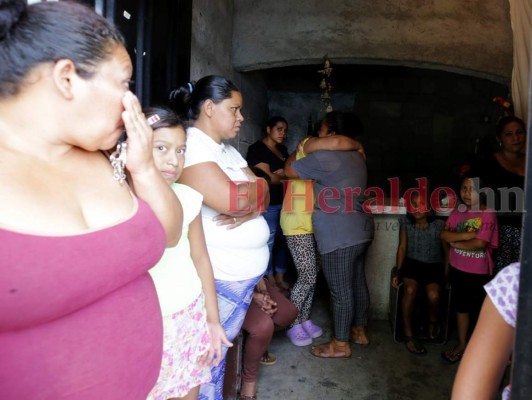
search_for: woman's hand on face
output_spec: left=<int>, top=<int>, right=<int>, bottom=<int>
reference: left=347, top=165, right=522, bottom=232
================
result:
left=201, top=321, right=233, bottom=368
left=121, top=91, right=154, bottom=175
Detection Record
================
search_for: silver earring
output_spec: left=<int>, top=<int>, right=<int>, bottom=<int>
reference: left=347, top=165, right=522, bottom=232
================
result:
left=109, top=141, right=127, bottom=184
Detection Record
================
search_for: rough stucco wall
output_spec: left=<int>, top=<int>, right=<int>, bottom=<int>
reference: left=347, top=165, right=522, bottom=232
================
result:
left=233, top=0, right=513, bottom=81
left=190, top=0, right=268, bottom=151
left=190, top=0, right=234, bottom=79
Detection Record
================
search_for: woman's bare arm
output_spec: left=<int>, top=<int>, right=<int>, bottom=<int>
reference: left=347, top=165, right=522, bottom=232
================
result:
left=179, top=163, right=269, bottom=216
left=303, top=136, right=365, bottom=159
left=189, top=215, right=232, bottom=366
left=252, top=162, right=285, bottom=184
left=284, top=151, right=299, bottom=179
left=452, top=297, right=513, bottom=399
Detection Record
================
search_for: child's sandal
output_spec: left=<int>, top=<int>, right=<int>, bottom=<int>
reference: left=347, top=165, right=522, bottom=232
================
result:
left=441, top=346, right=464, bottom=363
left=259, top=351, right=277, bottom=366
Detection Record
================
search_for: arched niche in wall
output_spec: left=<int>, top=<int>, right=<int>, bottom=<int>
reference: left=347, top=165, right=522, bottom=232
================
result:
left=263, top=63, right=510, bottom=193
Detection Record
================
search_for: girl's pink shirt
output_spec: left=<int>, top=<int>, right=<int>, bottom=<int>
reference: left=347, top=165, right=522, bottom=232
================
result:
left=445, top=207, right=499, bottom=274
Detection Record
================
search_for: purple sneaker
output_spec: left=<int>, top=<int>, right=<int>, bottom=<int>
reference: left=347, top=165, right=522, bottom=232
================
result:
left=302, top=320, right=323, bottom=339
left=287, top=324, right=313, bottom=346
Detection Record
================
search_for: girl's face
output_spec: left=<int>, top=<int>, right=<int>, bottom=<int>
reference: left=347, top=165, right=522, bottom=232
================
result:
left=460, top=178, right=480, bottom=208
left=211, top=91, right=244, bottom=141
left=266, top=121, right=287, bottom=144
left=152, top=126, right=186, bottom=185
left=408, top=194, right=430, bottom=220
left=499, top=121, right=526, bottom=154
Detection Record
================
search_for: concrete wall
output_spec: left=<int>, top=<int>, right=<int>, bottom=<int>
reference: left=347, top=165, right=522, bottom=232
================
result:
left=190, top=0, right=268, bottom=152
left=190, top=0, right=234, bottom=79
left=366, top=214, right=401, bottom=320
left=233, top=0, right=513, bottom=82
left=268, top=66, right=508, bottom=192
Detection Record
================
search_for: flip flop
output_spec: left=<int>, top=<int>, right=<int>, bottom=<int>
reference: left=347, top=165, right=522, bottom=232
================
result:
left=404, top=336, right=427, bottom=355
left=259, top=351, right=277, bottom=366
left=310, top=340, right=351, bottom=359
left=441, top=346, right=464, bottom=363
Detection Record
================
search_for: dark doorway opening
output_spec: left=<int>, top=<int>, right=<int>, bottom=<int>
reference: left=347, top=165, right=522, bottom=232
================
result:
left=88, top=0, right=192, bottom=106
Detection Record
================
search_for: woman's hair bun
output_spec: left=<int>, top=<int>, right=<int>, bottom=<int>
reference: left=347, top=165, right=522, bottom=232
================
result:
left=0, top=0, right=26, bottom=40
left=168, top=82, right=196, bottom=120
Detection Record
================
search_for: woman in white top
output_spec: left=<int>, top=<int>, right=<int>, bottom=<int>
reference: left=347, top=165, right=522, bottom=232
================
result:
left=170, top=75, right=270, bottom=400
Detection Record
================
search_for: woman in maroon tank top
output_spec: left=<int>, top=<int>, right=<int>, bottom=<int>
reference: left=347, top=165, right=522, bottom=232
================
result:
left=0, top=1, right=182, bottom=399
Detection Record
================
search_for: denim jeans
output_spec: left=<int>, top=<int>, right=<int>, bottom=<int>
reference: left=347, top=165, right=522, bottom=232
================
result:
left=262, top=203, right=289, bottom=276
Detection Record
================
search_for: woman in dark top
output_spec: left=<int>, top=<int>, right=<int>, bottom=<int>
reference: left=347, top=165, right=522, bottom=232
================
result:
left=471, top=115, right=526, bottom=273
left=246, top=116, right=291, bottom=290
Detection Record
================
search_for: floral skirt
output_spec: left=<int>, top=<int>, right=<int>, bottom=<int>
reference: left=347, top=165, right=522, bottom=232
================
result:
left=147, top=292, right=212, bottom=400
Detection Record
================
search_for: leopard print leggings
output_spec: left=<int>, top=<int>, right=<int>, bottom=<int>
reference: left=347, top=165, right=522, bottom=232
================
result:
left=285, top=234, right=320, bottom=327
